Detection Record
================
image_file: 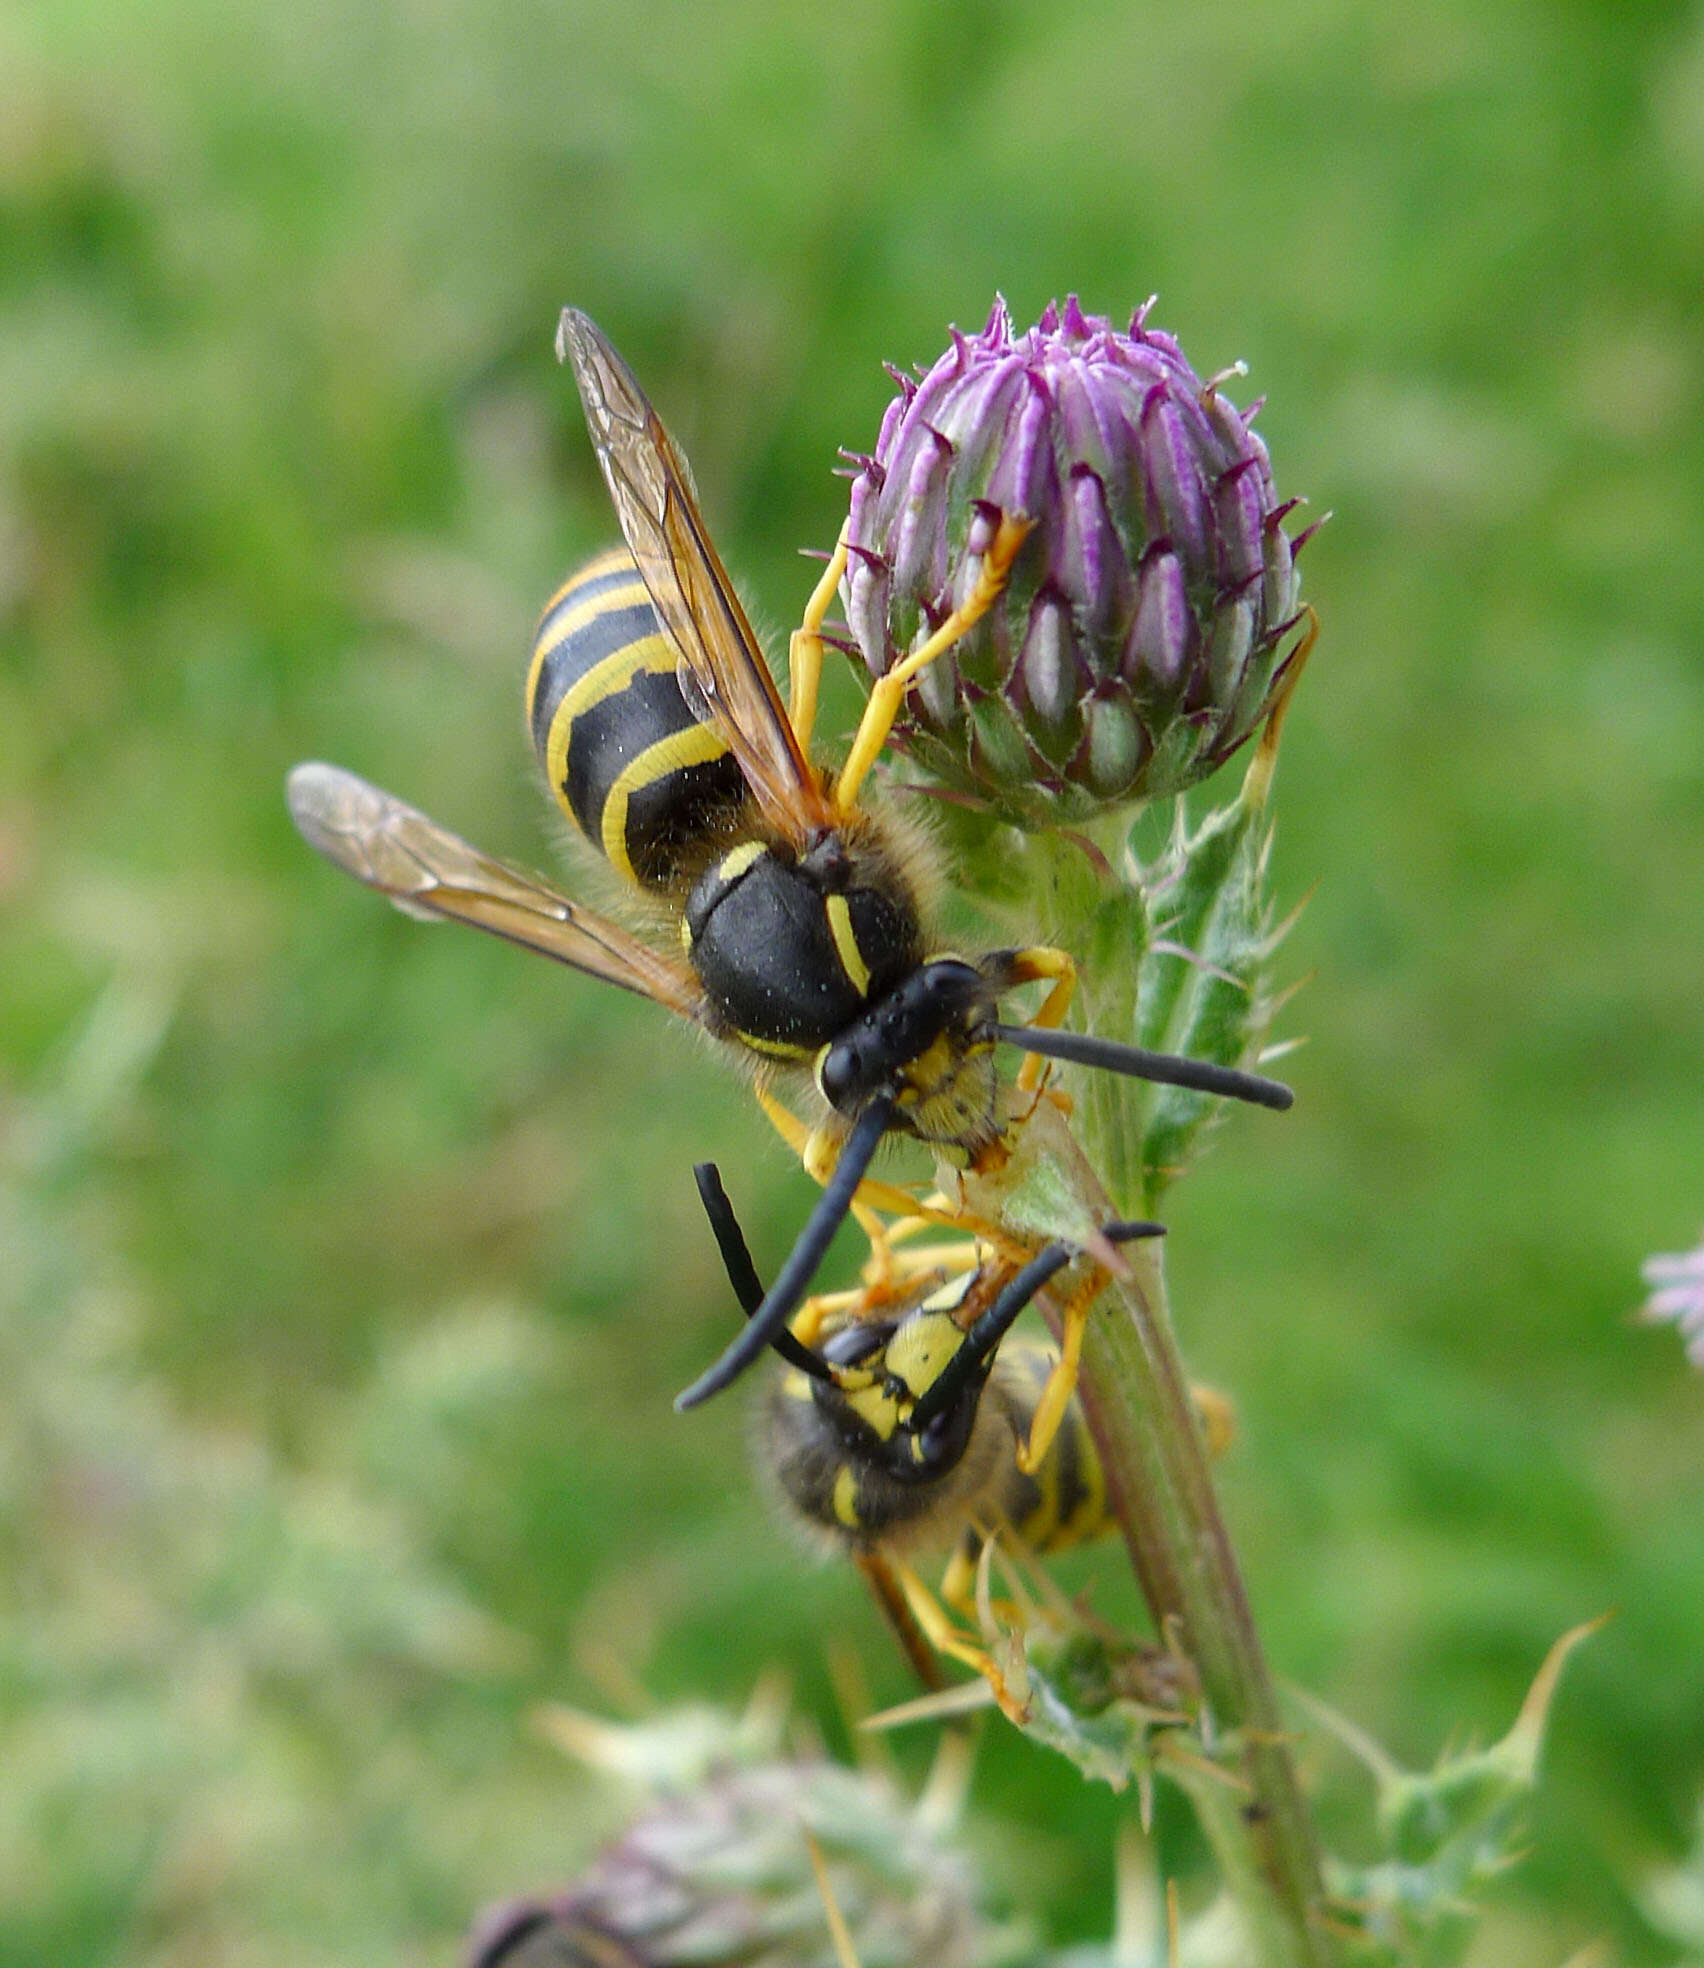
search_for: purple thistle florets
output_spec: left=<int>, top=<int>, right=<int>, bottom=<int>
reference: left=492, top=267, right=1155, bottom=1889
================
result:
left=1642, top=1232, right=1704, bottom=1370
left=840, top=295, right=1313, bottom=824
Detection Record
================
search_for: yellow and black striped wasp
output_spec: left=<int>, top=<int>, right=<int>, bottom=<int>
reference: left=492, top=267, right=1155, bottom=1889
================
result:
left=288, top=308, right=1292, bottom=1409
left=692, top=1162, right=1234, bottom=1688
left=697, top=1164, right=1132, bottom=1677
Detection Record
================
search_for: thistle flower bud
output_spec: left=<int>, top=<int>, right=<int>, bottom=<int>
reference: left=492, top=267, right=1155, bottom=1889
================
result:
left=469, top=1710, right=992, bottom=1968
left=842, top=297, right=1311, bottom=824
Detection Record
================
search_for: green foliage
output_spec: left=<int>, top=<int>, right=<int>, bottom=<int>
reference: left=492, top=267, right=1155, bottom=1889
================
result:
left=1317, top=1622, right=1603, bottom=1967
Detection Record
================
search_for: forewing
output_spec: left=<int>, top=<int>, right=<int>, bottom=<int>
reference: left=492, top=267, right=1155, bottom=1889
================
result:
left=555, top=308, right=831, bottom=843
left=287, top=762, right=706, bottom=1021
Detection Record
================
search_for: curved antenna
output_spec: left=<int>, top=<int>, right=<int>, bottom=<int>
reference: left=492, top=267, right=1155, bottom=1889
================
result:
left=907, top=1218, right=1165, bottom=1433
left=676, top=1092, right=896, bottom=1411
left=692, top=1162, right=831, bottom=1382
left=993, top=1024, right=1293, bottom=1111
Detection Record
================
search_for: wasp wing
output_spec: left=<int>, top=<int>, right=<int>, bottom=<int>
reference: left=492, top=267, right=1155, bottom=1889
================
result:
left=556, top=308, right=833, bottom=845
left=287, top=762, right=706, bottom=1021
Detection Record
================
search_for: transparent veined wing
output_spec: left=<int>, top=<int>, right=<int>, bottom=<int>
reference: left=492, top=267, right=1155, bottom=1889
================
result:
left=556, top=308, right=833, bottom=845
left=287, top=762, right=706, bottom=1020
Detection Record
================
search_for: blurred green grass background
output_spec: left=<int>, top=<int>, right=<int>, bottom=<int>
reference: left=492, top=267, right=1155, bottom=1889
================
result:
left=3, top=0, right=1703, bottom=1961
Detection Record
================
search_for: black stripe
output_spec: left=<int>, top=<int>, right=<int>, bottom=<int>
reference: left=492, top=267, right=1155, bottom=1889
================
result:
left=623, top=752, right=746, bottom=887
left=562, top=667, right=705, bottom=851
left=533, top=558, right=645, bottom=646
left=1052, top=1407, right=1087, bottom=1534
left=528, top=598, right=664, bottom=762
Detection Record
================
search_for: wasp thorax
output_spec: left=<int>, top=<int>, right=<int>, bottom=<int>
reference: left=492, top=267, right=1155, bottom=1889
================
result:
left=682, top=835, right=922, bottom=1053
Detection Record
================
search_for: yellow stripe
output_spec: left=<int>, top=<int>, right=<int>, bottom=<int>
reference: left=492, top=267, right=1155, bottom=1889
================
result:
left=832, top=1465, right=862, bottom=1528
left=716, top=840, right=768, bottom=885
left=825, top=894, right=870, bottom=997
left=542, top=632, right=683, bottom=832
left=524, top=557, right=649, bottom=719
left=600, top=720, right=730, bottom=883
left=533, top=610, right=667, bottom=754
left=735, top=1032, right=816, bottom=1062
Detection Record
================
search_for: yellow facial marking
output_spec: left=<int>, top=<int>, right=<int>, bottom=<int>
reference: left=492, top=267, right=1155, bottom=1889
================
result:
left=824, top=894, right=871, bottom=997
left=844, top=1382, right=902, bottom=1441
left=884, top=1310, right=965, bottom=1400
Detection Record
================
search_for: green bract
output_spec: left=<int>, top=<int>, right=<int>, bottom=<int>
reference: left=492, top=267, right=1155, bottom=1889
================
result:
left=841, top=297, right=1312, bottom=825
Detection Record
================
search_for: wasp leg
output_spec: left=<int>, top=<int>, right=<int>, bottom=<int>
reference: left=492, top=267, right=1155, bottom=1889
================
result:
left=939, top=1538, right=980, bottom=1615
left=990, top=945, right=1078, bottom=1093
left=853, top=1548, right=947, bottom=1694
left=788, top=524, right=849, bottom=760
left=833, top=512, right=1033, bottom=817
left=891, top=1558, right=1027, bottom=1722
left=1016, top=1262, right=1101, bottom=1475
left=754, top=1087, right=1019, bottom=1256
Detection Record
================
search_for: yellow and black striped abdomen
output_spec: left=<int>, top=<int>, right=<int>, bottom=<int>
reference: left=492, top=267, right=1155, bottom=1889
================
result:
left=986, top=1343, right=1113, bottom=1556
left=525, top=550, right=749, bottom=893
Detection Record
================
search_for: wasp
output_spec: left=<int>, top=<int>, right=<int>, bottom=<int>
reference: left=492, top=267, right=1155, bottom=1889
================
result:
left=693, top=1162, right=1232, bottom=1689
left=288, top=308, right=1293, bottom=1409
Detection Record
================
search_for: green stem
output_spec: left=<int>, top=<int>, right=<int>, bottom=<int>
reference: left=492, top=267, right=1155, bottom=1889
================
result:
left=1078, top=1236, right=1333, bottom=1967
left=958, top=808, right=1330, bottom=1960
left=968, top=1095, right=1333, bottom=1967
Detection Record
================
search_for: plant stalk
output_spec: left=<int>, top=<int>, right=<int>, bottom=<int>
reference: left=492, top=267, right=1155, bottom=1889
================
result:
left=964, top=1097, right=1334, bottom=1968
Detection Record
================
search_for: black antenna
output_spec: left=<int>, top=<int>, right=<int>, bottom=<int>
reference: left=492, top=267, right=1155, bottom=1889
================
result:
left=993, top=1025, right=1293, bottom=1111
left=692, top=1162, right=830, bottom=1382
left=907, top=1218, right=1165, bottom=1433
left=676, top=1091, right=896, bottom=1411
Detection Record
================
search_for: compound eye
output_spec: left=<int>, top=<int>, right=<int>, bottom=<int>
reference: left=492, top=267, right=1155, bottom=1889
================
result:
left=917, top=1403, right=966, bottom=1467
left=818, top=1040, right=860, bottom=1112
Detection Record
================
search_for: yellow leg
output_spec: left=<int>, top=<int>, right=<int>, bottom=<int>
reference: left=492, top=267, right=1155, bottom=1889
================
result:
left=891, top=1558, right=1026, bottom=1720
left=939, top=1541, right=978, bottom=1614
left=1016, top=1264, right=1099, bottom=1475
left=788, top=524, right=849, bottom=758
left=1191, top=1382, right=1237, bottom=1460
left=833, top=512, right=1033, bottom=817
left=997, top=946, right=1077, bottom=1092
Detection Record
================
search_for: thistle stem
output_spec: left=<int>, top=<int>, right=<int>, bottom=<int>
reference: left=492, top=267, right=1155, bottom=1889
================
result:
left=1074, top=1232, right=1334, bottom=1967
left=957, top=1067, right=1331, bottom=1965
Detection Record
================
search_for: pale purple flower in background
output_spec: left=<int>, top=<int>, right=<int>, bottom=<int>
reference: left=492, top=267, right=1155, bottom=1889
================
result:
left=1641, top=1231, right=1704, bottom=1369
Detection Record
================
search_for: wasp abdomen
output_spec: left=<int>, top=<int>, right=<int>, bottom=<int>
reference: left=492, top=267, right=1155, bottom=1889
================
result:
left=981, top=1343, right=1110, bottom=1555
left=526, top=549, right=748, bottom=892
left=684, top=846, right=921, bottom=1054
